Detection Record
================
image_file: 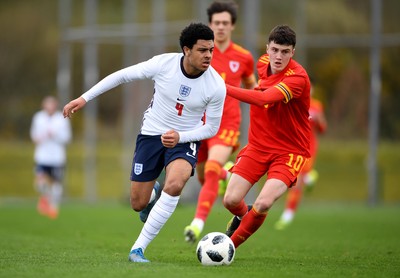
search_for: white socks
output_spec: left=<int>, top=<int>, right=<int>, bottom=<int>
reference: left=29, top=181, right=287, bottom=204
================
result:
left=190, top=218, right=205, bottom=232
left=50, top=182, right=63, bottom=208
left=131, top=191, right=180, bottom=252
left=281, top=209, right=294, bottom=222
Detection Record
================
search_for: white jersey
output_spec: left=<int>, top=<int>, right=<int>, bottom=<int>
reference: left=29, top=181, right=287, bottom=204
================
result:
left=81, top=53, right=226, bottom=143
left=30, top=110, right=72, bottom=166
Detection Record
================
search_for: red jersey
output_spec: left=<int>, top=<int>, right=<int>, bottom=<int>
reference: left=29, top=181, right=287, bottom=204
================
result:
left=211, top=42, right=255, bottom=130
left=249, top=54, right=311, bottom=156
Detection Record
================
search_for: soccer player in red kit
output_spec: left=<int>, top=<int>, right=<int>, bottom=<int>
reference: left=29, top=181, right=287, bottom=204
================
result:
left=184, top=0, right=256, bottom=243
left=275, top=84, right=327, bottom=230
left=223, top=25, right=312, bottom=249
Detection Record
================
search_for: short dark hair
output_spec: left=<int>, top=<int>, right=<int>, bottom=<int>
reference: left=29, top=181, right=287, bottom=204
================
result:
left=268, top=25, right=296, bottom=47
left=207, top=0, right=238, bottom=25
left=179, top=23, right=214, bottom=51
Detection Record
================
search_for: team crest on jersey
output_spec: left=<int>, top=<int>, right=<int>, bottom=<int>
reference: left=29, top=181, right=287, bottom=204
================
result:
left=179, top=85, right=191, bottom=97
left=229, top=61, right=240, bottom=73
left=134, top=163, right=143, bottom=175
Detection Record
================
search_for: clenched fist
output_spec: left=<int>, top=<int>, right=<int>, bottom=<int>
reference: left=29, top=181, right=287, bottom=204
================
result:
left=161, top=130, right=180, bottom=148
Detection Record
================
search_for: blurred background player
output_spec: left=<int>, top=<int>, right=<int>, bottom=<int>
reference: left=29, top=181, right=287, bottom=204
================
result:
left=30, top=95, right=72, bottom=219
left=184, top=0, right=256, bottom=243
left=222, top=25, right=311, bottom=249
left=275, top=81, right=327, bottom=230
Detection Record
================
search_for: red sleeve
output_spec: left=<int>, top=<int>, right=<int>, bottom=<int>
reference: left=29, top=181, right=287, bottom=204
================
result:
left=226, top=84, right=285, bottom=106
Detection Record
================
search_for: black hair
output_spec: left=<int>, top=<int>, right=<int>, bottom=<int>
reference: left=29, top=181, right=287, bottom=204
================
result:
left=268, top=25, right=296, bottom=47
left=207, top=0, right=238, bottom=25
left=179, top=23, right=214, bottom=51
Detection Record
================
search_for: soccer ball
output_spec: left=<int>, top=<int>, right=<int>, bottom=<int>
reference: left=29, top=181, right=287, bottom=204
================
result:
left=196, top=232, right=235, bottom=266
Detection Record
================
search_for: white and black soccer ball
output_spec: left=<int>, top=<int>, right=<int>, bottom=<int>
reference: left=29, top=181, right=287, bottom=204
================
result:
left=196, top=232, right=235, bottom=266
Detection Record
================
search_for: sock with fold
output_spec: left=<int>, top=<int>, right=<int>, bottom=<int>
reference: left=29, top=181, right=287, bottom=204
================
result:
left=131, top=191, right=179, bottom=252
left=231, top=207, right=267, bottom=248
left=228, top=199, right=248, bottom=218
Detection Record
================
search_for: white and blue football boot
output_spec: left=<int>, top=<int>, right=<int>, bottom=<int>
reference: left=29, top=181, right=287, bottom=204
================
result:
left=128, top=248, right=150, bottom=263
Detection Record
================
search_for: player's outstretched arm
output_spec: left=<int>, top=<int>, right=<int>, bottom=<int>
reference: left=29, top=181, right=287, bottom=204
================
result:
left=226, top=84, right=284, bottom=106
left=63, top=97, right=87, bottom=118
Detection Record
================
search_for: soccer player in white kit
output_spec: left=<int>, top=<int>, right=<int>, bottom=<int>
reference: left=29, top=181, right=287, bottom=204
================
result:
left=63, top=23, right=226, bottom=263
left=31, top=96, right=72, bottom=219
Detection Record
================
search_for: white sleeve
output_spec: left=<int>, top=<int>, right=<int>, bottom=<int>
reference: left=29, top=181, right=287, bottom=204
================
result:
left=81, top=56, right=160, bottom=102
left=178, top=87, right=226, bottom=143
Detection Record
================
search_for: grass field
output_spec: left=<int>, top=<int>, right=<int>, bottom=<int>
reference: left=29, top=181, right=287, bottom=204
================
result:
left=0, top=139, right=399, bottom=277
left=1, top=201, right=399, bottom=278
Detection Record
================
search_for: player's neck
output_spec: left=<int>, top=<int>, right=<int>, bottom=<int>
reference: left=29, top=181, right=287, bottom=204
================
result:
left=215, top=40, right=231, bottom=53
left=181, top=57, right=204, bottom=78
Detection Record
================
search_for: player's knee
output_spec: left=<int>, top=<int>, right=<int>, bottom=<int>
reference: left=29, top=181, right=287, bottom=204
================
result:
left=222, top=193, right=237, bottom=210
left=130, top=196, right=147, bottom=212
left=130, top=203, right=144, bottom=212
left=253, top=198, right=274, bottom=212
left=163, top=180, right=185, bottom=196
left=36, top=174, right=48, bottom=185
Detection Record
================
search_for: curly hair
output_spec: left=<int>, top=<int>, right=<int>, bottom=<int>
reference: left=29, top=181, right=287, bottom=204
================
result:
left=179, top=23, right=214, bottom=51
left=207, top=0, right=238, bottom=25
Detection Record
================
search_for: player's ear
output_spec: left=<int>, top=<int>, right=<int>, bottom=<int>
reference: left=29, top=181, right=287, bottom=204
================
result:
left=183, top=46, right=191, bottom=56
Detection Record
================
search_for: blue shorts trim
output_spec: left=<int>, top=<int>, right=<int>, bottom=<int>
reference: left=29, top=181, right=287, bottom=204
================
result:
left=130, top=134, right=201, bottom=182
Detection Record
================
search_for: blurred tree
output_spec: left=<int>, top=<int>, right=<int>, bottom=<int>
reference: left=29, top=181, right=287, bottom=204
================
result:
left=0, top=1, right=58, bottom=139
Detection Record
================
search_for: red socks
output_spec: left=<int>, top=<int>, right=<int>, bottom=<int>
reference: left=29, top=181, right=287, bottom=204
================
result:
left=231, top=207, right=267, bottom=248
left=194, top=160, right=222, bottom=220
left=228, top=199, right=248, bottom=217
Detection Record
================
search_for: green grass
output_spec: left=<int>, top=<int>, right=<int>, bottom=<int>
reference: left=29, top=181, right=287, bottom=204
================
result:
left=1, top=139, right=399, bottom=276
left=0, top=202, right=399, bottom=277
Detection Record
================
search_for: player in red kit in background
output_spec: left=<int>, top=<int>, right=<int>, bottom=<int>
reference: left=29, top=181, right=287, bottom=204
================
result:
left=275, top=81, right=327, bottom=230
left=223, top=25, right=312, bottom=249
left=184, top=0, right=256, bottom=243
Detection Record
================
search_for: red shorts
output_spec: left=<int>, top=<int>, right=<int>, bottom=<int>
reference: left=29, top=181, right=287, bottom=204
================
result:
left=232, top=144, right=309, bottom=187
left=197, top=127, right=240, bottom=163
left=301, top=155, right=315, bottom=173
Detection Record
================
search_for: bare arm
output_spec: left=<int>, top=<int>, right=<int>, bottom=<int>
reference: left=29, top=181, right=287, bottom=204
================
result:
left=63, top=97, right=87, bottom=118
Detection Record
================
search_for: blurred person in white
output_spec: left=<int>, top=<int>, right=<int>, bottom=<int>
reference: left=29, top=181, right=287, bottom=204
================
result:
left=30, top=95, right=72, bottom=219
